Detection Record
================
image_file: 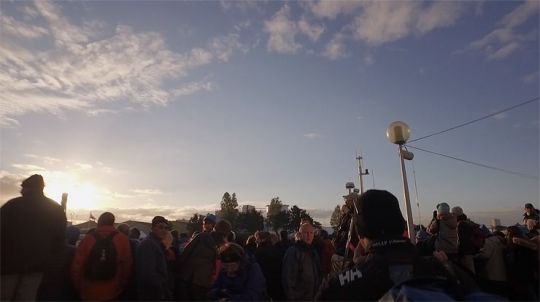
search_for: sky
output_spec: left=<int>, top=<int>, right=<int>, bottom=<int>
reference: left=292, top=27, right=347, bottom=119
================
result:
left=1, top=0, right=538, bottom=227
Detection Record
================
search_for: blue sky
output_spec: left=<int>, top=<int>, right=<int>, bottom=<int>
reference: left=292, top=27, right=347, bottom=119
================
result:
left=1, top=0, right=538, bottom=227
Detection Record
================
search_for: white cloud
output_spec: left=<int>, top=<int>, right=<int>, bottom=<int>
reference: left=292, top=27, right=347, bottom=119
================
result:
left=0, top=1, right=249, bottom=127
left=298, top=18, right=325, bottom=42
left=0, top=171, right=24, bottom=201
left=306, top=1, right=362, bottom=19
left=416, top=1, right=464, bottom=34
left=264, top=5, right=301, bottom=54
left=323, top=33, right=347, bottom=60
left=468, top=0, right=539, bottom=60
left=264, top=5, right=329, bottom=55
left=352, top=1, right=466, bottom=46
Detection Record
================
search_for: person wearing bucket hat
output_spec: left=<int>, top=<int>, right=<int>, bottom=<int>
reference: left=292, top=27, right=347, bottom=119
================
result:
left=317, top=190, right=452, bottom=301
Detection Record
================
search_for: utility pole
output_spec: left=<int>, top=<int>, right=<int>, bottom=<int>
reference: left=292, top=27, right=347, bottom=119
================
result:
left=356, top=154, right=369, bottom=194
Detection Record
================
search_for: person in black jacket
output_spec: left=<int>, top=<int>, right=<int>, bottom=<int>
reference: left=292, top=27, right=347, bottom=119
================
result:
left=255, top=231, right=285, bottom=300
left=317, top=190, right=452, bottom=301
left=1, top=175, right=67, bottom=301
left=136, top=216, right=172, bottom=301
left=282, top=223, right=321, bottom=301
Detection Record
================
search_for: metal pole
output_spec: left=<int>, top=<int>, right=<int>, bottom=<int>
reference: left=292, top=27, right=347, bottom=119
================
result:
left=356, top=155, right=364, bottom=194
left=399, top=145, right=416, bottom=244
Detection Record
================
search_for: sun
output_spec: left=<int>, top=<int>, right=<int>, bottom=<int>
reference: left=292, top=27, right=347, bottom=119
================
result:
left=42, top=171, right=102, bottom=210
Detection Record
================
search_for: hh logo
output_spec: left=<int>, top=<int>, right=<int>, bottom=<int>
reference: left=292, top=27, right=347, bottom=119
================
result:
left=338, top=268, right=363, bottom=286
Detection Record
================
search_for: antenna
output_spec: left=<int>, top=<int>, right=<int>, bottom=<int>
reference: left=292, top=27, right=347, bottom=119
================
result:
left=356, top=153, right=369, bottom=194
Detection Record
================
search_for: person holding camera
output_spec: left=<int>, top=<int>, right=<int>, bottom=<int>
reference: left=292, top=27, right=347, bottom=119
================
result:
left=427, top=203, right=458, bottom=260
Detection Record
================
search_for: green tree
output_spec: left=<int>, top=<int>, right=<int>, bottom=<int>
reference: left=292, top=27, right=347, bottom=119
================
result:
left=287, top=205, right=310, bottom=232
left=267, top=197, right=289, bottom=232
left=218, top=192, right=239, bottom=226
left=236, top=210, right=265, bottom=234
left=186, top=213, right=204, bottom=235
left=330, top=205, right=341, bottom=231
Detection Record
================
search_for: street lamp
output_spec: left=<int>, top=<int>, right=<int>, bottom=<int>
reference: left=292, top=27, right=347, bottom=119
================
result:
left=386, top=121, right=416, bottom=244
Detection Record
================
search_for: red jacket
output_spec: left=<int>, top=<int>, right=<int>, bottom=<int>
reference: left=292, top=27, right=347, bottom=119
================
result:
left=71, top=226, right=132, bottom=301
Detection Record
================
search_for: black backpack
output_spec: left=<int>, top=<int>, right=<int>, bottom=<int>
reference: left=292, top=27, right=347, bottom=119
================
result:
left=85, top=232, right=118, bottom=280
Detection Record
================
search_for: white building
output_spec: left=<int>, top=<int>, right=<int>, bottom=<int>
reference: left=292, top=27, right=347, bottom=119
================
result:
left=241, top=205, right=256, bottom=213
left=265, top=204, right=289, bottom=216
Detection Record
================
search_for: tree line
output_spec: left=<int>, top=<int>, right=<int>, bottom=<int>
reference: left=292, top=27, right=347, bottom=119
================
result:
left=186, top=192, right=324, bottom=236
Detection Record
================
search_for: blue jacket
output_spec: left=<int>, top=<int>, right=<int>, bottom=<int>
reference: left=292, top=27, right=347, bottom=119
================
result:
left=208, top=255, right=267, bottom=301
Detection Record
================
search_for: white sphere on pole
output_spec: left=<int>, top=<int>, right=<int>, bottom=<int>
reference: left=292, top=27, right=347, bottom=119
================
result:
left=386, top=121, right=411, bottom=145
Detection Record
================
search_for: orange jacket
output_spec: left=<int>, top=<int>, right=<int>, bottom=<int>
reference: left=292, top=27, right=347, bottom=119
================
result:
left=71, top=225, right=132, bottom=301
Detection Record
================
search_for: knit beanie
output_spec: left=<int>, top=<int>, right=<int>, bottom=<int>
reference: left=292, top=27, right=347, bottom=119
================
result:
left=451, top=206, right=463, bottom=216
left=354, top=190, right=406, bottom=239
left=437, top=203, right=450, bottom=215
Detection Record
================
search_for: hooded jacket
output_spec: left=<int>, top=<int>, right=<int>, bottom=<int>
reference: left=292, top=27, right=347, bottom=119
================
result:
left=208, top=255, right=267, bottom=301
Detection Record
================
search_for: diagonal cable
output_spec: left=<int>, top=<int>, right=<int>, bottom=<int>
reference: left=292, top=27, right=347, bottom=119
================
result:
left=406, top=145, right=539, bottom=180
left=408, top=97, right=539, bottom=143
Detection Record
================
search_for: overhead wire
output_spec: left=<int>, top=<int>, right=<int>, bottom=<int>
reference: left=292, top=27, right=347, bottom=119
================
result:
left=406, top=145, right=539, bottom=180
left=408, top=96, right=539, bottom=143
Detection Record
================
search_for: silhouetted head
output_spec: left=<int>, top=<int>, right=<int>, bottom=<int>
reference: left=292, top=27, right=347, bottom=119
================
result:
left=219, top=242, right=245, bottom=276
left=97, top=212, right=115, bottom=226
left=355, top=190, right=406, bottom=240
left=214, top=219, right=232, bottom=236
left=21, top=174, right=45, bottom=196
left=129, top=227, right=140, bottom=239
left=116, top=223, right=130, bottom=236
left=203, top=214, right=217, bottom=232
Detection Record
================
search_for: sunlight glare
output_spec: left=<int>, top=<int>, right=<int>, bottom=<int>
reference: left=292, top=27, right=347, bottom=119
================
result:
left=42, top=171, right=102, bottom=210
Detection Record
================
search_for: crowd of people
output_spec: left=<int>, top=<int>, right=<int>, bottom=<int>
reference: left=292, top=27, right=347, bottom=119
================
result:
left=1, top=174, right=539, bottom=301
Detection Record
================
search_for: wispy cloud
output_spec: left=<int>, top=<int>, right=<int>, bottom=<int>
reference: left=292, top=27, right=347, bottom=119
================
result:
left=305, top=1, right=362, bottom=19
left=132, top=189, right=164, bottom=195
left=268, top=1, right=467, bottom=60
left=264, top=5, right=326, bottom=55
left=351, top=1, right=466, bottom=47
left=264, top=5, right=302, bottom=54
left=468, top=0, right=539, bottom=60
left=0, top=171, right=24, bottom=201
left=75, top=163, right=93, bottom=170
left=323, top=32, right=347, bottom=60
left=68, top=203, right=220, bottom=224
left=493, top=112, right=508, bottom=120
left=0, top=1, right=249, bottom=127
left=12, top=164, right=47, bottom=172
left=304, top=132, right=321, bottom=139
left=522, top=71, right=539, bottom=84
